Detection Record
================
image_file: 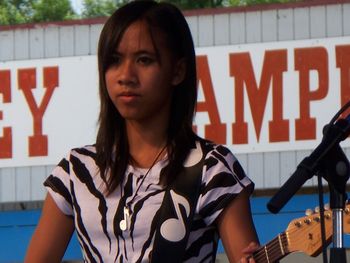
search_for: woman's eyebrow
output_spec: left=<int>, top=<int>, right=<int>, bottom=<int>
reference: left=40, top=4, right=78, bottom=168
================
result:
left=113, top=49, right=156, bottom=56
left=134, top=50, right=156, bottom=56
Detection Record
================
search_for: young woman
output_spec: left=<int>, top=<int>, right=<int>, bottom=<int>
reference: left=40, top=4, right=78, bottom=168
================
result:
left=25, top=1, right=259, bottom=262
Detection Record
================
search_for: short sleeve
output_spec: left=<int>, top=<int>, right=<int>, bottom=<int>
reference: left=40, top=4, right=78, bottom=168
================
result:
left=196, top=144, right=254, bottom=226
left=44, top=154, right=74, bottom=216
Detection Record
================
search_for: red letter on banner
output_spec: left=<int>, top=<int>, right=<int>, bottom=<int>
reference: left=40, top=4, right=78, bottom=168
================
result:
left=195, top=55, right=226, bottom=144
left=0, top=70, right=12, bottom=158
left=18, top=67, right=58, bottom=156
left=294, top=47, right=328, bottom=140
left=336, top=45, right=350, bottom=117
left=230, top=50, right=289, bottom=144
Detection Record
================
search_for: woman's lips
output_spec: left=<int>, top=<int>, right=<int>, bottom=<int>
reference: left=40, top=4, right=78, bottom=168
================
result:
left=118, top=92, right=140, bottom=103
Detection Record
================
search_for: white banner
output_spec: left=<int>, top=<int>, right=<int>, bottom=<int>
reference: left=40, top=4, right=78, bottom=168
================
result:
left=0, top=56, right=99, bottom=167
left=0, top=37, right=349, bottom=167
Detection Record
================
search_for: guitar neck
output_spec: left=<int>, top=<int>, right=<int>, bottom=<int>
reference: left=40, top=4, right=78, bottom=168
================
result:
left=252, top=232, right=289, bottom=263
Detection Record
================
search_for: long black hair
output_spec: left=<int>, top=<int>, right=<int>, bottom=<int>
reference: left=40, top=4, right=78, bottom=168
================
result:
left=96, top=0, right=198, bottom=194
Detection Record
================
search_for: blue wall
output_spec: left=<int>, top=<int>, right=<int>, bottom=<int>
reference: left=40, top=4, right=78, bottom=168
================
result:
left=0, top=194, right=348, bottom=262
left=0, top=210, right=81, bottom=262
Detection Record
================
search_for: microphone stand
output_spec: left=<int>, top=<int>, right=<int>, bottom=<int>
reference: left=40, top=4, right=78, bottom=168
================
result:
left=318, top=144, right=349, bottom=263
left=267, top=116, right=350, bottom=263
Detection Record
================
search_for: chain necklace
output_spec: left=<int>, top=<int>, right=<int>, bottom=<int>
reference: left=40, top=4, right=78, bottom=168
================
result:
left=119, top=145, right=167, bottom=231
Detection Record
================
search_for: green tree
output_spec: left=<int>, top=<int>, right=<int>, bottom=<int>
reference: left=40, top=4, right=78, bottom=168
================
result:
left=81, top=0, right=119, bottom=18
left=32, top=0, right=76, bottom=22
left=0, top=0, right=303, bottom=25
left=0, top=0, right=76, bottom=25
left=228, top=0, right=301, bottom=5
left=0, top=0, right=34, bottom=25
left=163, top=0, right=225, bottom=9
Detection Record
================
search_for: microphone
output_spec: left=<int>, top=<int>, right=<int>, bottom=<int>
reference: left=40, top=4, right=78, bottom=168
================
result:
left=267, top=115, right=350, bottom=214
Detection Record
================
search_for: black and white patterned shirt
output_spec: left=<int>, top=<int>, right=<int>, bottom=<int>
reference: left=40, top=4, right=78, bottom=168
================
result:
left=44, top=140, right=253, bottom=262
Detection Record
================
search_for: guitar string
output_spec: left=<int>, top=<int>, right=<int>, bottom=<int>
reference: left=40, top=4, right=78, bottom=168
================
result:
left=253, top=236, right=285, bottom=262
left=254, top=247, right=285, bottom=262
left=253, top=237, right=284, bottom=262
left=253, top=225, right=317, bottom=261
left=253, top=227, right=312, bottom=261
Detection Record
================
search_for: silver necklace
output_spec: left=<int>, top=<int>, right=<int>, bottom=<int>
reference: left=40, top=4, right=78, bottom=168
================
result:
left=119, top=145, right=167, bottom=231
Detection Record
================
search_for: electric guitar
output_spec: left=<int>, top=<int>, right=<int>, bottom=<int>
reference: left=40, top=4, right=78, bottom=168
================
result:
left=250, top=204, right=350, bottom=263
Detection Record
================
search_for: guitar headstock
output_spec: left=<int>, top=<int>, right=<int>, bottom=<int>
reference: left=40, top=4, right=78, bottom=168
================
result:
left=285, top=206, right=333, bottom=257
left=285, top=203, right=350, bottom=257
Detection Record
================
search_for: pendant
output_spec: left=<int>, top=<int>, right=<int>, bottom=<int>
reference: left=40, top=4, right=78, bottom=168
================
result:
left=119, top=206, right=130, bottom=231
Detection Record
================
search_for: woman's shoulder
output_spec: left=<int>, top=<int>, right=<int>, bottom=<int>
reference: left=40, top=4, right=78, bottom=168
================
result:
left=52, top=144, right=99, bottom=180
left=70, top=144, right=96, bottom=153
left=197, top=138, right=235, bottom=161
left=58, top=144, right=98, bottom=166
left=68, top=144, right=97, bottom=157
left=196, top=139, right=250, bottom=189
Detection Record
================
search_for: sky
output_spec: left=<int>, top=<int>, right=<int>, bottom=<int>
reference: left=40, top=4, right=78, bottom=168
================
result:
left=70, top=0, right=84, bottom=14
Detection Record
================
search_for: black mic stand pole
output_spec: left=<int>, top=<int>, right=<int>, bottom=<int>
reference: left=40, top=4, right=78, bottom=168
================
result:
left=318, top=144, right=349, bottom=263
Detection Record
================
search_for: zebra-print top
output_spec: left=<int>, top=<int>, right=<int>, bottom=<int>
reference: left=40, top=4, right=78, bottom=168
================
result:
left=44, top=140, right=253, bottom=262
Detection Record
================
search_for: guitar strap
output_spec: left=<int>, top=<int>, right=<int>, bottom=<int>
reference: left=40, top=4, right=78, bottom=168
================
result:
left=150, top=141, right=206, bottom=263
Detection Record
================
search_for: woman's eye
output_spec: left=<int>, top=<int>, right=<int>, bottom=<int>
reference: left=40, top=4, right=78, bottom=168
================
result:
left=112, top=54, right=121, bottom=65
left=138, top=56, right=154, bottom=65
left=108, top=54, right=121, bottom=67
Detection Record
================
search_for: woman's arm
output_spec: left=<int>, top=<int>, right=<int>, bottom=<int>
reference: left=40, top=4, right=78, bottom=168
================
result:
left=25, top=193, right=75, bottom=263
left=217, top=187, right=259, bottom=263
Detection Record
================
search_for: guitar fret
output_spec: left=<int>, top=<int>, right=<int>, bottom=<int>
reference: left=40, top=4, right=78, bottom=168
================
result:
left=278, top=234, right=284, bottom=255
left=278, top=233, right=285, bottom=256
left=268, top=237, right=283, bottom=262
left=281, top=232, right=289, bottom=254
left=264, top=246, right=270, bottom=263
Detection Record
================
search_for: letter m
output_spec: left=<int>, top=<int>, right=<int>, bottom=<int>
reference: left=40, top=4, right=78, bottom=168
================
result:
left=230, top=50, right=289, bottom=144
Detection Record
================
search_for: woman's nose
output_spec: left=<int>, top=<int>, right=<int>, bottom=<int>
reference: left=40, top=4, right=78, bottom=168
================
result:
left=118, top=60, right=137, bottom=86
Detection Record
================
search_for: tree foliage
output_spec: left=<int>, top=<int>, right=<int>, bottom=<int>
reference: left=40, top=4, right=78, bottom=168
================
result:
left=166, top=0, right=301, bottom=9
left=32, top=0, right=75, bottom=22
left=81, top=0, right=117, bottom=18
left=0, top=0, right=75, bottom=25
left=0, top=0, right=302, bottom=25
left=0, top=0, right=34, bottom=25
left=163, top=0, right=225, bottom=9
left=78, top=0, right=302, bottom=18
left=228, top=0, right=301, bottom=5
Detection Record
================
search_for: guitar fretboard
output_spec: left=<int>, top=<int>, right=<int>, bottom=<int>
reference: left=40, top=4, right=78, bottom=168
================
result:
left=252, top=232, right=289, bottom=263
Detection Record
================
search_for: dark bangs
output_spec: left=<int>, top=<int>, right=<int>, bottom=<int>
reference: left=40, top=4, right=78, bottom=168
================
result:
left=98, top=1, right=158, bottom=75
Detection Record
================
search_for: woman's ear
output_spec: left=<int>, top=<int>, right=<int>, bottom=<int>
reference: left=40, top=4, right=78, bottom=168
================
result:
left=171, top=58, right=186, bottom=86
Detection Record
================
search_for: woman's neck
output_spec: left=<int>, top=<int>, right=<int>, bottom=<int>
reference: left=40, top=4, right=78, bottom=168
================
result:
left=126, top=121, right=168, bottom=168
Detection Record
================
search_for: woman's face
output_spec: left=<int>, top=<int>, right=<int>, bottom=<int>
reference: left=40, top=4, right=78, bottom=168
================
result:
left=105, top=20, right=182, bottom=125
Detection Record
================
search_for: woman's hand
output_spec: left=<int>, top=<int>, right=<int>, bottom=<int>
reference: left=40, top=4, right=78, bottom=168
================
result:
left=238, top=241, right=259, bottom=263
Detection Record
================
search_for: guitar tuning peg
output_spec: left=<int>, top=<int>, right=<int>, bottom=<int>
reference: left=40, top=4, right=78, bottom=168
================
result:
left=314, top=206, right=320, bottom=213
left=324, top=203, right=330, bottom=211
left=305, top=208, right=313, bottom=216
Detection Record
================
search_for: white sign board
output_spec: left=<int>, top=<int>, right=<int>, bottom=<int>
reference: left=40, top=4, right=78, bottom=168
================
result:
left=0, top=37, right=350, bottom=167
